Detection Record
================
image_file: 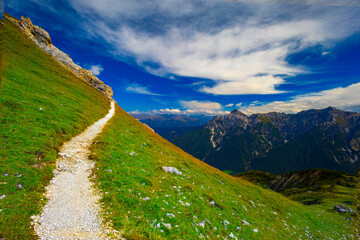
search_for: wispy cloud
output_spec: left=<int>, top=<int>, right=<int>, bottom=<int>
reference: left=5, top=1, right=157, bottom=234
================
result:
left=88, top=64, right=104, bottom=76
left=69, top=0, right=360, bottom=96
left=238, top=82, right=360, bottom=114
left=125, top=82, right=159, bottom=95
left=180, top=100, right=222, bottom=110
left=131, top=100, right=229, bottom=115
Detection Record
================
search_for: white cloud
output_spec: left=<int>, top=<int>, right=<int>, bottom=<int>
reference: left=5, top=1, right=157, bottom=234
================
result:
left=81, top=14, right=358, bottom=95
left=154, top=108, right=228, bottom=115
left=88, top=64, right=104, bottom=76
left=130, top=100, right=229, bottom=115
left=180, top=100, right=222, bottom=110
left=69, top=0, right=360, bottom=98
left=239, top=82, right=360, bottom=114
left=125, top=83, right=159, bottom=95
left=155, top=109, right=182, bottom=114
left=225, top=103, right=234, bottom=107
left=235, top=103, right=243, bottom=107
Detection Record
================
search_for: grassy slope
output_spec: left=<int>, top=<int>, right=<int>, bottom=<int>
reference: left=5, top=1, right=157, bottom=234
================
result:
left=91, top=104, right=355, bottom=239
left=0, top=15, right=110, bottom=239
left=236, top=169, right=357, bottom=214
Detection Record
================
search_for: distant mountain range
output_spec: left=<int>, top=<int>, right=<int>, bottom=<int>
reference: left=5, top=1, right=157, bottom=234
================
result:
left=132, top=114, right=213, bottom=141
left=172, top=107, right=360, bottom=174
left=131, top=114, right=212, bottom=128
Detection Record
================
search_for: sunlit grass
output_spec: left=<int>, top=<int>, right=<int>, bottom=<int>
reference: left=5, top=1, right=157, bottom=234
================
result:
left=91, top=104, right=355, bottom=239
left=0, top=14, right=110, bottom=239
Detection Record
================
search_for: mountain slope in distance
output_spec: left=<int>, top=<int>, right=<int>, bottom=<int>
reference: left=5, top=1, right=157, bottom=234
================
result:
left=173, top=107, right=360, bottom=174
left=132, top=114, right=208, bottom=128
left=236, top=169, right=357, bottom=214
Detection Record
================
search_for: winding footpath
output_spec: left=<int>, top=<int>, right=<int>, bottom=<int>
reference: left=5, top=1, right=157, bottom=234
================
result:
left=32, top=101, right=120, bottom=239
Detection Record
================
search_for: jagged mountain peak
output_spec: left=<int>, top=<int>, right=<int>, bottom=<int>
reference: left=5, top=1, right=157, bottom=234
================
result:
left=174, top=106, right=360, bottom=174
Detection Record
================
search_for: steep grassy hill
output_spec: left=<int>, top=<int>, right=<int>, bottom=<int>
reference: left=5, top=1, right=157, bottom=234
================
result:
left=91, top=104, right=356, bottom=239
left=236, top=169, right=357, bottom=214
left=0, top=15, right=110, bottom=239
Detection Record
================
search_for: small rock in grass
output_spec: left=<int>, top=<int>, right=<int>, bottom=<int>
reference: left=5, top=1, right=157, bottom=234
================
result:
left=106, top=169, right=112, bottom=172
left=162, top=223, right=171, bottom=229
left=223, top=220, right=230, bottom=225
left=0, top=195, right=6, bottom=200
left=185, top=202, right=190, bottom=206
left=242, top=220, right=249, bottom=225
left=39, top=107, right=43, bottom=111
left=142, top=197, right=150, bottom=201
left=16, top=174, right=22, bottom=178
left=253, top=229, right=258, bottom=232
left=162, top=166, right=182, bottom=175
left=4, top=174, right=8, bottom=176
left=166, top=213, right=175, bottom=218
left=334, top=204, right=354, bottom=213
left=17, top=184, right=23, bottom=189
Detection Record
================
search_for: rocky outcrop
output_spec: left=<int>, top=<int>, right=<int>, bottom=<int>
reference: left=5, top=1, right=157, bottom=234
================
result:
left=6, top=15, right=113, bottom=99
left=269, top=170, right=323, bottom=191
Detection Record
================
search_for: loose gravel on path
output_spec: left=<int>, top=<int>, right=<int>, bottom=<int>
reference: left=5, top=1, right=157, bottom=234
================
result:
left=32, top=101, right=120, bottom=239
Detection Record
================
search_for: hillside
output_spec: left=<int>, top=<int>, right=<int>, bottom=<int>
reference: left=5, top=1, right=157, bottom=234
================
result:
left=173, top=108, right=360, bottom=174
left=90, top=105, right=356, bottom=239
left=0, top=14, right=111, bottom=238
left=236, top=169, right=357, bottom=214
left=0, top=14, right=358, bottom=239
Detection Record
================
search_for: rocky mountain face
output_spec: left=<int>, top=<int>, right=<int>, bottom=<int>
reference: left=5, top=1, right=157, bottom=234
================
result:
left=6, top=15, right=113, bottom=99
left=173, top=107, right=360, bottom=174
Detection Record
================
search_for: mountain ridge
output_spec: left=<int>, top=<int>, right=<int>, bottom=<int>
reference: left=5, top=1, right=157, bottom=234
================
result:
left=174, top=106, right=360, bottom=174
left=4, top=14, right=113, bottom=99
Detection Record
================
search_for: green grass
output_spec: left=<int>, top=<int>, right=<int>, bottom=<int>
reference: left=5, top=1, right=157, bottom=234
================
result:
left=222, top=170, right=235, bottom=175
left=0, top=14, right=110, bottom=239
left=236, top=169, right=357, bottom=215
left=91, top=104, right=355, bottom=239
left=235, top=170, right=276, bottom=188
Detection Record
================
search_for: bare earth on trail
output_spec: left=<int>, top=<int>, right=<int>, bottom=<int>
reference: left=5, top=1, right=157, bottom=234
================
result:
left=32, top=101, right=120, bottom=239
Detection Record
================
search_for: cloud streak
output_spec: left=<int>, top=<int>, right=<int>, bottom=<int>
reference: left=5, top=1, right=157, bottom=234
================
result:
left=238, top=82, right=360, bottom=114
left=131, top=100, right=229, bottom=115
left=125, top=82, right=160, bottom=95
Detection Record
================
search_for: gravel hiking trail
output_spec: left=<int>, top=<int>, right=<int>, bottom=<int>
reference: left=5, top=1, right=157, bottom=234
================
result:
left=32, top=101, right=120, bottom=239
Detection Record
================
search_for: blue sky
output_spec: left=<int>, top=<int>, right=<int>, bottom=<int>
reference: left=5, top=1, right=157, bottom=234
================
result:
left=5, top=0, right=360, bottom=115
